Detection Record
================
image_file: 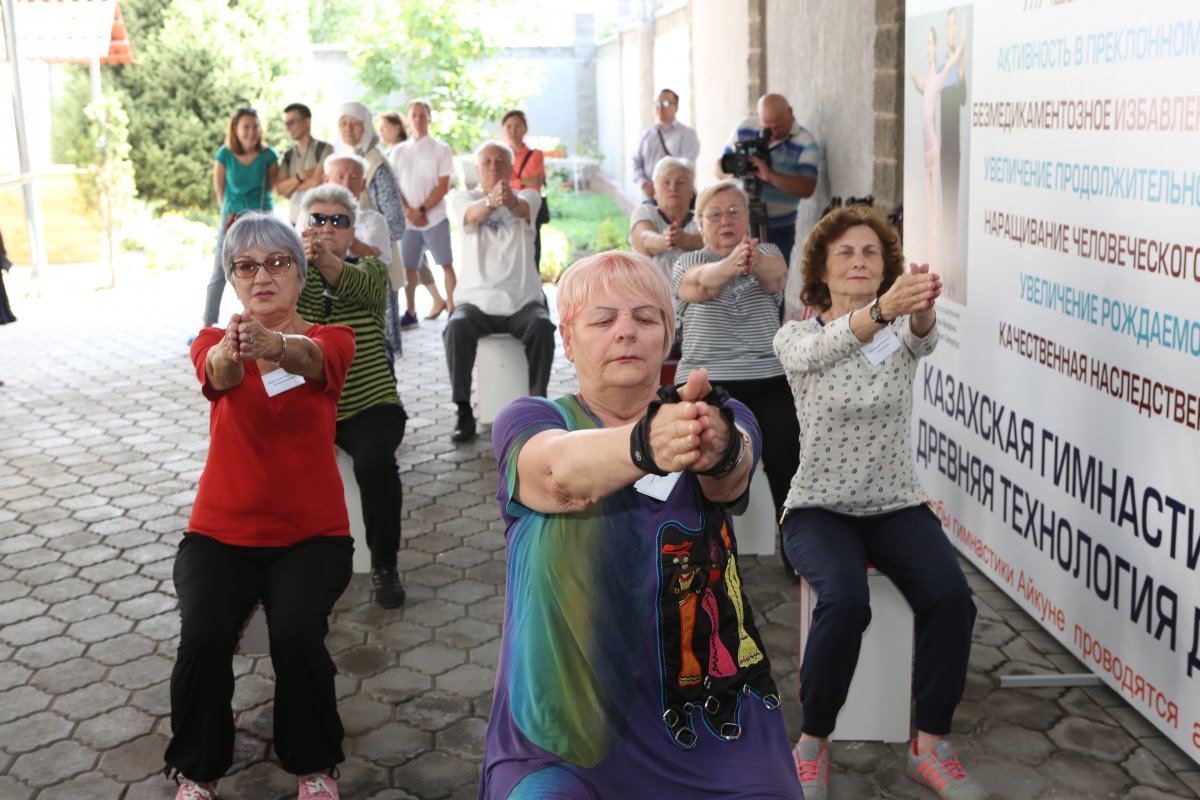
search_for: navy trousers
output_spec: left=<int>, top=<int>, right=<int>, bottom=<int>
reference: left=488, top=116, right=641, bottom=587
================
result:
left=782, top=504, right=976, bottom=738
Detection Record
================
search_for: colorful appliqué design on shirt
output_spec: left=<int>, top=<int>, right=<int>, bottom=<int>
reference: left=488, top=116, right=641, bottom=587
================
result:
left=655, top=498, right=779, bottom=749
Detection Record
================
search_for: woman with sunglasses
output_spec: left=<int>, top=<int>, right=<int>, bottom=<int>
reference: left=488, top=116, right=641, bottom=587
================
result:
left=169, top=213, right=354, bottom=800
left=297, top=184, right=409, bottom=610
left=202, top=107, right=279, bottom=332
left=673, top=179, right=800, bottom=575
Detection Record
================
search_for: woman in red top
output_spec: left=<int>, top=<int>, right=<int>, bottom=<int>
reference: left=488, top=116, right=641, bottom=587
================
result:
left=166, top=213, right=356, bottom=800
left=502, top=109, right=547, bottom=268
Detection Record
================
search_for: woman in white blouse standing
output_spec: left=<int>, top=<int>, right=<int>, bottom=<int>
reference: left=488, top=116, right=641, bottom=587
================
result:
left=774, top=204, right=985, bottom=800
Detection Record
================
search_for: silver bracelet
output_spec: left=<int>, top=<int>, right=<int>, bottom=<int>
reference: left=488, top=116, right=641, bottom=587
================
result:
left=271, top=331, right=287, bottom=366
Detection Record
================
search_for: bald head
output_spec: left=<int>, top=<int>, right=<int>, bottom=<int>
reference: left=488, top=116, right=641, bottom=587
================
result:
left=757, top=94, right=795, bottom=143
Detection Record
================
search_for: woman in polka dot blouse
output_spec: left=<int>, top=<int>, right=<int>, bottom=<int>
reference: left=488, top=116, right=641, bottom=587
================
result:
left=772, top=205, right=986, bottom=800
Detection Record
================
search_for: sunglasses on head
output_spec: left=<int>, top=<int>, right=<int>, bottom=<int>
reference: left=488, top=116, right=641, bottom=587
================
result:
left=308, top=213, right=352, bottom=229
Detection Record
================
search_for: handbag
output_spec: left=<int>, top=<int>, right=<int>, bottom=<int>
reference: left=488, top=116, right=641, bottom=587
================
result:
left=517, top=148, right=550, bottom=226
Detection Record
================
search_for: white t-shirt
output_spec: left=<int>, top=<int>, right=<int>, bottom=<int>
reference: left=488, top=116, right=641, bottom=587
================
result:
left=389, top=135, right=454, bottom=231
left=627, top=204, right=699, bottom=283
left=353, top=209, right=391, bottom=267
left=449, top=189, right=542, bottom=316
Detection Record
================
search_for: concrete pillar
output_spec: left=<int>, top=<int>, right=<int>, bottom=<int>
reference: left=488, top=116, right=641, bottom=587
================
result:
left=639, top=0, right=656, bottom=130
left=575, top=13, right=598, bottom=149
left=873, top=0, right=904, bottom=208
left=747, top=0, right=767, bottom=108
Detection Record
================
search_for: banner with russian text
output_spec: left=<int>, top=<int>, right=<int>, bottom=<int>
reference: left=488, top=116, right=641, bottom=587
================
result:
left=904, top=0, right=1200, bottom=763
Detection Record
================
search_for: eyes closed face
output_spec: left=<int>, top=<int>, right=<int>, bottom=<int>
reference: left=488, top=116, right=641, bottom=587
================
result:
left=823, top=224, right=886, bottom=304
left=565, top=289, right=667, bottom=390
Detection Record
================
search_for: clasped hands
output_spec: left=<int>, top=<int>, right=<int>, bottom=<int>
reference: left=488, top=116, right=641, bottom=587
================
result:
left=725, top=236, right=761, bottom=277
left=645, top=368, right=734, bottom=475
left=486, top=182, right=517, bottom=212
left=403, top=205, right=429, bottom=226
left=874, top=262, right=943, bottom=319
left=660, top=223, right=683, bottom=251
left=221, top=312, right=281, bottom=363
left=301, top=228, right=343, bottom=273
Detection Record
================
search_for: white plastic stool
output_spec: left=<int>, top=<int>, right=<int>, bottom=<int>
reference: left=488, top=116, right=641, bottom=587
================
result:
left=798, top=568, right=914, bottom=742
left=476, top=334, right=528, bottom=425
left=736, top=463, right=776, bottom=556
left=335, top=447, right=371, bottom=574
left=236, top=603, right=269, bottom=656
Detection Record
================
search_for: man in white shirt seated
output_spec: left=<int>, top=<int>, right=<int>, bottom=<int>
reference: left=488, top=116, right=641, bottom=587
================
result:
left=444, top=142, right=556, bottom=443
left=321, top=153, right=406, bottom=360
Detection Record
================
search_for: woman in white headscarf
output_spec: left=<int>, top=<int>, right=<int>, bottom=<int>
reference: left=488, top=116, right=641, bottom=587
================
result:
left=339, top=102, right=406, bottom=250
left=339, top=101, right=408, bottom=359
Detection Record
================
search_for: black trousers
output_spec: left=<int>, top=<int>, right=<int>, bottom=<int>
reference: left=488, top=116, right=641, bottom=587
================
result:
left=782, top=505, right=976, bottom=738
left=443, top=301, right=556, bottom=406
left=713, top=375, right=800, bottom=516
left=335, top=404, right=407, bottom=569
left=164, top=533, right=352, bottom=782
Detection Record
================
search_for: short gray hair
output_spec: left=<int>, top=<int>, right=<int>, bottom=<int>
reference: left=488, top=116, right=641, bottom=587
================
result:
left=652, top=156, right=695, bottom=185
left=323, top=151, right=369, bottom=175
left=696, top=179, right=749, bottom=217
left=301, top=183, right=359, bottom=226
left=222, top=212, right=307, bottom=283
left=475, top=140, right=514, bottom=166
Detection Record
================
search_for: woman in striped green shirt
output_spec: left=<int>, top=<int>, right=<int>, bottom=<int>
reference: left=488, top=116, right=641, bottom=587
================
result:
left=298, top=184, right=409, bottom=609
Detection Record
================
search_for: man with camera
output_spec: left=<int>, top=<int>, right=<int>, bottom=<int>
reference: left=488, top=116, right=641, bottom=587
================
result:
left=718, top=93, right=819, bottom=264
left=631, top=89, right=700, bottom=202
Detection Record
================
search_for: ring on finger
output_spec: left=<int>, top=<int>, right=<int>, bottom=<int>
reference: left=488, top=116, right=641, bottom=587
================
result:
left=246, top=333, right=255, bottom=345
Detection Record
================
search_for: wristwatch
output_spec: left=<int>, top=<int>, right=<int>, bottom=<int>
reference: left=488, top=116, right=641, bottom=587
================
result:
left=869, top=298, right=891, bottom=324
left=418, top=205, right=426, bottom=215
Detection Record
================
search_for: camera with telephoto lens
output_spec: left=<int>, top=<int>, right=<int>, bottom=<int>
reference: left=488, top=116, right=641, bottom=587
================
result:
left=719, top=135, right=771, bottom=178
left=720, top=134, right=771, bottom=239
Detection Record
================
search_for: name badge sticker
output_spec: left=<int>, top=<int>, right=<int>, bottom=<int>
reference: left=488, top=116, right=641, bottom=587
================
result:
left=860, top=327, right=902, bottom=367
left=262, top=368, right=305, bottom=397
left=634, top=470, right=683, bottom=502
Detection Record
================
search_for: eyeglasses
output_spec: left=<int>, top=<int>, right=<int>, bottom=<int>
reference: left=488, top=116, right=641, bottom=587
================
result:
left=702, top=206, right=745, bottom=223
left=231, top=254, right=293, bottom=279
left=652, top=100, right=677, bottom=108
left=308, top=213, right=352, bottom=229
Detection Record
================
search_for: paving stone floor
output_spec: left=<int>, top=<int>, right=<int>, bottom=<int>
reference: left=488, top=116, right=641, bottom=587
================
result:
left=1, top=271, right=1198, bottom=799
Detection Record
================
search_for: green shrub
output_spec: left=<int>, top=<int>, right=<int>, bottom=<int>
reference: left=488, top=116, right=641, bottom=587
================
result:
left=538, top=226, right=572, bottom=283
left=122, top=210, right=215, bottom=272
left=542, top=190, right=628, bottom=264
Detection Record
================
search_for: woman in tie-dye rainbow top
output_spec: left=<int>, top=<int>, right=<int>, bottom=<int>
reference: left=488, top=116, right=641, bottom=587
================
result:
left=480, top=251, right=802, bottom=799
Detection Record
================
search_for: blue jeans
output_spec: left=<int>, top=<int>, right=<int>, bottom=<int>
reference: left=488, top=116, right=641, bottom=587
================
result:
left=783, top=504, right=976, bottom=737
left=203, top=212, right=231, bottom=325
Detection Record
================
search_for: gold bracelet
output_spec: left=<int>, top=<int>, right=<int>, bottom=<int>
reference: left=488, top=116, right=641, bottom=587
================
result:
left=271, top=331, right=287, bottom=366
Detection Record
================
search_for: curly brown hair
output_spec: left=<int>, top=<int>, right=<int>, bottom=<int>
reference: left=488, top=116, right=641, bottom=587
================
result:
left=800, top=204, right=904, bottom=312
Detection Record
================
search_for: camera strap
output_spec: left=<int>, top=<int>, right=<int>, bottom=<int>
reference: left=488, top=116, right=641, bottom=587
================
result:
left=656, top=127, right=671, bottom=157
